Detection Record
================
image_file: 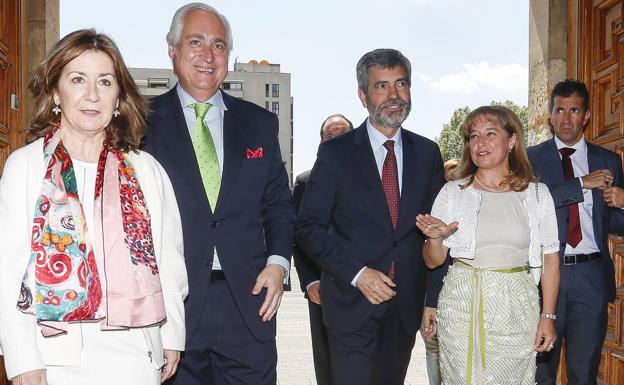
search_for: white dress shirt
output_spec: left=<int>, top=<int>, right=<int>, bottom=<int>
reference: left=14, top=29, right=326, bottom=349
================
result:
left=554, top=135, right=600, bottom=255
left=176, top=85, right=290, bottom=276
left=350, top=120, right=404, bottom=286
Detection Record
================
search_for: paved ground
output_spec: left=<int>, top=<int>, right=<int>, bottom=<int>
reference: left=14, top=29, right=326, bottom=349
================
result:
left=276, top=271, right=430, bottom=385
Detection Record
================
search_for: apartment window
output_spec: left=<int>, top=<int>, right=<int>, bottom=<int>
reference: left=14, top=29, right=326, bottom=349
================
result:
left=147, top=78, right=169, bottom=89
left=272, top=83, right=279, bottom=98
left=265, top=83, right=270, bottom=98
left=272, top=102, right=279, bottom=116
left=265, top=101, right=270, bottom=110
left=223, top=82, right=242, bottom=90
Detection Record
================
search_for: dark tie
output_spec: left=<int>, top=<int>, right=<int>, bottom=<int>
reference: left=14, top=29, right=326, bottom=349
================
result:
left=382, top=140, right=400, bottom=280
left=559, top=147, right=582, bottom=247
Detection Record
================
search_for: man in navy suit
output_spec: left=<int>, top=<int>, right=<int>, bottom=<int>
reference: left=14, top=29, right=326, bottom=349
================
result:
left=142, top=4, right=295, bottom=385
left=296, top=49, right=446, bottom=385
left=528, top=80, right=624, bottom=385
left=292, top=113, right=353, bottom=385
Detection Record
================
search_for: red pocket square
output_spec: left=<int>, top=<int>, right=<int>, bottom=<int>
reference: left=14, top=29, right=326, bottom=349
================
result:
left=246, top=147, right=263, bottom=159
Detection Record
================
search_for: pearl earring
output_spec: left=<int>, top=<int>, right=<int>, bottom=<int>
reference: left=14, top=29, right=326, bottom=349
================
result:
left=52, top=104, right=61, bottom=115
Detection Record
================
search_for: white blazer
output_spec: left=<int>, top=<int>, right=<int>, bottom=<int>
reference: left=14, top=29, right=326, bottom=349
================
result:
left=0, top=138, right=188, bottom=379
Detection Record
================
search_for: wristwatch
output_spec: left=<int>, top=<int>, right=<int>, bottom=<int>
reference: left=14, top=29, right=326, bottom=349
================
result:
left=541, top=313, right=557, bottom=320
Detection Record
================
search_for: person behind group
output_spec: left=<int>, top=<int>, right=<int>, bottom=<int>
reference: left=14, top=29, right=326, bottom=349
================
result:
left=528, top=79, right=624, bottom=385
left=419, top=157, right=459, bottom=385
left=417, top=105, right=560, bottom=385
left=292, top=113, right=353, bottom=385
left=141, top=3, right=295, bottom=385
left=297, top=48, right=447, bottom=385
left=0, top=29, right=188, bottom=385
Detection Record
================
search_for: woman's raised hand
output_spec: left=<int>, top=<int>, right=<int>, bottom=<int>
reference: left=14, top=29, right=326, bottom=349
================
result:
left=416, top=214, right=458, bottom=240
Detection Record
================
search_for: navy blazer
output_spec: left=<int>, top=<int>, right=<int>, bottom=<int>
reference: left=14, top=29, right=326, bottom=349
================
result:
left=292, top=170, right=322, bottom=292
left=296, top=122, right=446, bottom=333
left=528, top=138, right=624, bottom=301
left=142, top=87, right=295, bottom=342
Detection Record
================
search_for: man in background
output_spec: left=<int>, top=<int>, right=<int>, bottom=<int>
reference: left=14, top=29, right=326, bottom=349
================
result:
left=528, top=79, right=624, bottom=385
left=293, top=113, right=353, bottom=385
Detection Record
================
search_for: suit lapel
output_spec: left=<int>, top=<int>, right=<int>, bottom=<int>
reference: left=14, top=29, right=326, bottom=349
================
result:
left=352, top=123, right=395, bottom=232
left=539, top=139, right=566, bottom=183
left=396, top=131, right=419, bottom=234
left=216, top=93, right=245, bottom=215
left=154, top=88, right=213, bottom=213
left=587, top=143, right=606, bottom=240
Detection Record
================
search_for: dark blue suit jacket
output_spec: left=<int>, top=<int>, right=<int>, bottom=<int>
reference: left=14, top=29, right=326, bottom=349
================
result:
left=142, top=87, right=295, bottom=342
left=292, top=170, right=322, bottom=292
left=528, top=138, right=624, bottom=301
left=296, top=122, right=446, bottom=333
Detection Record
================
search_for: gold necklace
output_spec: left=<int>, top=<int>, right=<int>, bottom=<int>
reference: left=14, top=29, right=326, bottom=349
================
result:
left=473, top=174, right=508, bottom=193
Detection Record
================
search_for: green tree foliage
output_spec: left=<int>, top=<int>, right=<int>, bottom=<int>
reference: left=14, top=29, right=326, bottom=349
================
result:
left=437, top=106, right=470, bottom=162
left=436, top=101, right=528, bottom=162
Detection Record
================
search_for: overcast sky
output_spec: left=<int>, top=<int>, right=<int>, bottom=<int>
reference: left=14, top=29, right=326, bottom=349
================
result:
left=61, top=0, right=529, bottom=175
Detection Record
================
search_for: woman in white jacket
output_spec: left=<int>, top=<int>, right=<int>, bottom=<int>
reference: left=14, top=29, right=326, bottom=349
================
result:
left=417, top=106, right=560, bottom=385
left=0, top=29, right=188, bottom=385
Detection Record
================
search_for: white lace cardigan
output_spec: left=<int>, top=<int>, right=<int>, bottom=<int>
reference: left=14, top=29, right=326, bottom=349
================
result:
left=431, top=179, right=560, bottom=283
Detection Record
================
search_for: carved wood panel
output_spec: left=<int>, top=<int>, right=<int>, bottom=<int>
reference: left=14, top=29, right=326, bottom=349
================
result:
left=573, top=1, right=624, bottom=384
left=0, top=0, right=22, bottom=383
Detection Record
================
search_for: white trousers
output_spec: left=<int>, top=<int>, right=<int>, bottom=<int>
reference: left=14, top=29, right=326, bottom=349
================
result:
left=45, top=323, right=160, bottom=385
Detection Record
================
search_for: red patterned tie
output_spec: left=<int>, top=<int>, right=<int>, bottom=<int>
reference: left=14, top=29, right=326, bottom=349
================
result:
left=383, top=140, right=400, bottom=280
left=559, top=147, right=582, bottom=247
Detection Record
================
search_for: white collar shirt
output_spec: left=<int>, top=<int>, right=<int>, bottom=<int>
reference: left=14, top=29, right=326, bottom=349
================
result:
left=366, top=119, right=404, bottom=193
left=176, top=85, right=227, bottom=175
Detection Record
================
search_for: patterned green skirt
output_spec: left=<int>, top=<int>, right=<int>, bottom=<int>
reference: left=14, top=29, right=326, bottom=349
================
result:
left=437, top=261, right=539, bottom=385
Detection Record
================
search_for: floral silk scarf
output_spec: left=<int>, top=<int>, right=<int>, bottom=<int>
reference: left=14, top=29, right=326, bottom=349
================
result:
left=18, top=130, right=166, bottom=336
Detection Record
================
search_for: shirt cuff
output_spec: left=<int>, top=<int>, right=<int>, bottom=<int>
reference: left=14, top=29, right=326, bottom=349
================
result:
left=351, top=267, right=367, bottom=287
left=305, top=280, right=320, bottom=292
left=267, top=255, right=290, bottom=284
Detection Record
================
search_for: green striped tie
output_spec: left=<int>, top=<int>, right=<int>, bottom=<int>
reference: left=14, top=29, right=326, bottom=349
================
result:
left=192, top=103, right=221, bottom=212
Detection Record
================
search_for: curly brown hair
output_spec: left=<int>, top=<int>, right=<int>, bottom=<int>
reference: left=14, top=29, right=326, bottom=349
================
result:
left=455, top=105, right=536, bottom=191
left=28, top=29, right=148, bottom=152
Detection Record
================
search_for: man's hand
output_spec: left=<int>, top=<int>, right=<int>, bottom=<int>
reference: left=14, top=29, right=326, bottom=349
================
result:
left=603, top=186, right=624, bottom=207
left=252, top=264, right=286, bottom=321
left=581, top=169, right=613, bottom=190
left=421, top=306, right=437, bottom=342
left=161, top=350, right=181, bottom=383
left=11, top=369, right=47, bottom=385
left=534, top=319, right=557, bottom=353
left=307, top=282, right=321, bottom=305
left=356, top=268, right=396, bottom=305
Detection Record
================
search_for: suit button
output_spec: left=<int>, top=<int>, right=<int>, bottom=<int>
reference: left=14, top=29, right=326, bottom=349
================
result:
left=211, top=221, right=219, bottom=228
left=204, top=259, right=210, bottom=265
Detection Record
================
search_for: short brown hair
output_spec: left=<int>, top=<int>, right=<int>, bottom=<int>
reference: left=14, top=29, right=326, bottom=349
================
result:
left=455, top=105, right=536, bottom=191
left=28, top=29, right=148, bottom=152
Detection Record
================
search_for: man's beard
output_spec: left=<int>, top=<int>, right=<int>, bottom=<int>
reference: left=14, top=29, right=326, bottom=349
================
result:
left=368, top=97, right=411, bottom=128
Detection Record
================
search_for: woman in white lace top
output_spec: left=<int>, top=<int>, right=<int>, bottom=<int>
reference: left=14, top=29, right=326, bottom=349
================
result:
left=416, top=106, right=560, bottom=385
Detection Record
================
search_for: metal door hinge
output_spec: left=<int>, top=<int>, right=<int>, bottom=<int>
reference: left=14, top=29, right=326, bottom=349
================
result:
left=10, top=94, right=18, bottom=110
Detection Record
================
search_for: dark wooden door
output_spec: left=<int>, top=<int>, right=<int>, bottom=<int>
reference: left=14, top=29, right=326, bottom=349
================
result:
left=570, top=1, right=624, bottom=384
left=0, top=0, right=23, bottom=382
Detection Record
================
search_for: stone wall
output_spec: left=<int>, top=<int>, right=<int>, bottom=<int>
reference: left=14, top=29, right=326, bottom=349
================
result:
left=528, top=0, right=567, bottom=145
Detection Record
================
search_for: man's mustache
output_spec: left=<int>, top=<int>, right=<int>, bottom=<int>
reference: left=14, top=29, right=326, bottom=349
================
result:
left=381, top=99, right=409, bottom=109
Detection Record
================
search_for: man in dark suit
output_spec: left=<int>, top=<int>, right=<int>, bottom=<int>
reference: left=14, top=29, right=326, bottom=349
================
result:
left=141, top=4, right=295, bottom=385
left=293, top=114, right=353, bottom=385
left=528, top=79, right=624, bottom=385
left=296, top=49, right=446, bottom=385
